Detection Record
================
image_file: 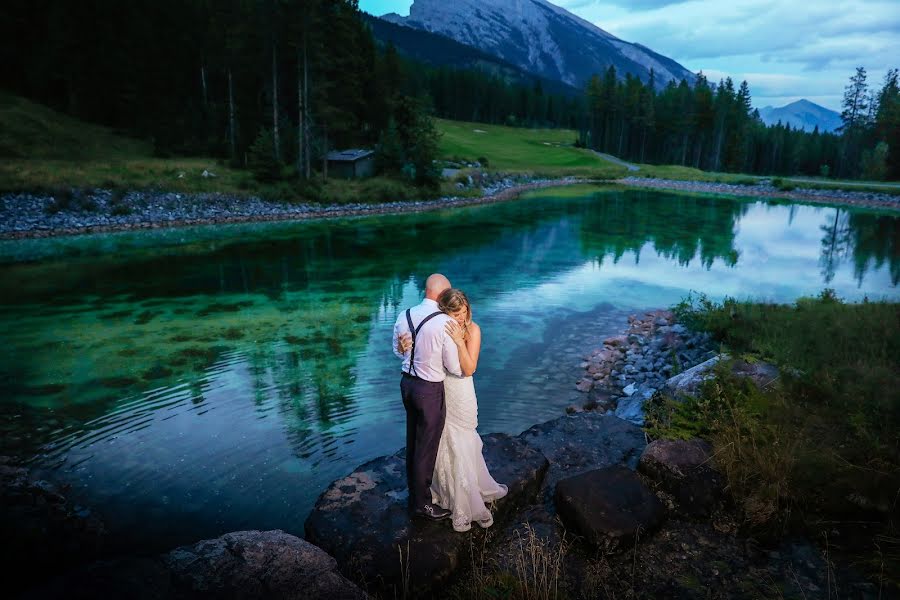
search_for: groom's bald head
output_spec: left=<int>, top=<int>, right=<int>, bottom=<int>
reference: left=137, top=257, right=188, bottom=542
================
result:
left=424, top=273, right=451, bottom=300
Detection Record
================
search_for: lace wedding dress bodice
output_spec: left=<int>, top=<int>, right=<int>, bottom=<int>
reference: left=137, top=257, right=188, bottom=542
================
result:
left=431, top=373, right=508, bottom=532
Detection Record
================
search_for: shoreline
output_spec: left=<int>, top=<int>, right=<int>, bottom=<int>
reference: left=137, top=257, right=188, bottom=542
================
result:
left=0, top=178, right=586, bottom=241
left=2, top=175, right=898, bottom=241
left=618, top=175, right=900, bottom=211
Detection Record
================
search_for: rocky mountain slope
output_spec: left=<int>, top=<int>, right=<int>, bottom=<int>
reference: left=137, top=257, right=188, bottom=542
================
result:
left=381, top=0, right=695, bottom=89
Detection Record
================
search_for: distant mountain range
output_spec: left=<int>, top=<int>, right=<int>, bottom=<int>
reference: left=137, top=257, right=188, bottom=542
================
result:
left=757, top=100, right=842, bottom=133
left=362, top=13, right=579, bottom=97
left=379, top=0, right=695, bottom=90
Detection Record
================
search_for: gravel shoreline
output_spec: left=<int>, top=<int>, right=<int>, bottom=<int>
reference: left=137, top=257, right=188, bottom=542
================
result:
left=2, top=175, right=897, bottom=241
left=619, top=176, right=900, bottom=211
left=0, top=177, right=585, bottom=240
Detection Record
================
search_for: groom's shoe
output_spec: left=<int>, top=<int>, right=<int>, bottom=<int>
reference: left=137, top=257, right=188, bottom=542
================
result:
left=411, top=503, right=452, bottom=521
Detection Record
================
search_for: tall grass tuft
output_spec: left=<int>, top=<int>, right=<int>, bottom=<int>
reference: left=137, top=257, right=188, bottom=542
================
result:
left=448, top=524, right=568, bottom=600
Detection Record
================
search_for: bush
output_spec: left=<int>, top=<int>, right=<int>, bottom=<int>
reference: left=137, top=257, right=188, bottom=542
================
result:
left=247, top=128, right=283, bottom=182
left=359, top=177, right=413, bottom=203
left=477, top=156, right=489, bottom=168
left=770, top=177, right=795, bottom=192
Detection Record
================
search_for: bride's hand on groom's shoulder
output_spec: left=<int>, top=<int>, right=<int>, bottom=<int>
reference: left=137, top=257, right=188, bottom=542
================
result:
left=397, top=333, right=412, bottom=354
left=445, top=321, right=466, bottom=345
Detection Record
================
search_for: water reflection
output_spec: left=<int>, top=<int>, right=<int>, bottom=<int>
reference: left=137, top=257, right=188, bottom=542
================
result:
left=0, top=187, right=896, bottom=550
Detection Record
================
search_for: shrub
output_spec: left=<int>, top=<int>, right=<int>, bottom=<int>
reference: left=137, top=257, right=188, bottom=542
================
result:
left=477, top=156, right=490, bottom=168
left=359, top=177, right=412, bottom=203
left=247, top=128, right=283, bottom=182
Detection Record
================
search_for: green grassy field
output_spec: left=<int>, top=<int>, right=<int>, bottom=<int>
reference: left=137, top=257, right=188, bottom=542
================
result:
left=435, top=118, right=626, bottom=178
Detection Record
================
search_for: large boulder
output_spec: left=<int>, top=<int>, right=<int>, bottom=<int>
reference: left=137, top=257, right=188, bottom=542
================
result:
left=162, top=530, right=366, bottom=599
left=304, top=433, right=548, bottom=596
left=24, top=530, right=363, bottom=600
left=638, top=440, right=725, bottom=517
left=613, top=383, right=657, bottom=425
left=663, top=355, right=780, bottom=399
left=517, top=412, right=646, bottom=500
left=662, top=355, right=723, bottom=398
left=554, top=466, right=665, bottom=551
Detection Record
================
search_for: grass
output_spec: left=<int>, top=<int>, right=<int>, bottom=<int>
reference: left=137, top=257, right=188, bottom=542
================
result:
left=0, top=91, right=151, bottom=160
left=646, top=290, right=900, bottom=585
left=447, top=524, right=569, bottom=600
left=435, top=118, right=627, bottom=179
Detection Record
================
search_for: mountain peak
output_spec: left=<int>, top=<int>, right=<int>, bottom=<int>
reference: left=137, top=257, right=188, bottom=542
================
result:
left=758, top=99, right=842, bottom=132
left=388, top=0, right=694, bottom=89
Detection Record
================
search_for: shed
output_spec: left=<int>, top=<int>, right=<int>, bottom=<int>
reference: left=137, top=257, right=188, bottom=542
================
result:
left=325, top=149, right=375, bottom=179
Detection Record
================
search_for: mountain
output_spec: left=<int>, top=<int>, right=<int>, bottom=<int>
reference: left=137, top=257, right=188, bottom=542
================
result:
left=362, top=13, right=579, bottom=97
left=380, top=0, right=695, bottom=90
left=757, top=99, right=842, bottom=133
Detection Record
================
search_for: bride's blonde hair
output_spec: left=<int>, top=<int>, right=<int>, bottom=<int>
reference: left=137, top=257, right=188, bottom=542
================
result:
left=438, top=288, right=472, bottom=327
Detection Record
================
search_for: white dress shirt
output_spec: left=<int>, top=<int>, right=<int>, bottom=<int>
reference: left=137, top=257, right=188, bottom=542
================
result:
left=393, top=298, right=462, bottom=382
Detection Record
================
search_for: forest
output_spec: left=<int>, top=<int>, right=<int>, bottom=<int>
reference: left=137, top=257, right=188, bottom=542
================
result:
left=2, top=0, right=898, bottom=184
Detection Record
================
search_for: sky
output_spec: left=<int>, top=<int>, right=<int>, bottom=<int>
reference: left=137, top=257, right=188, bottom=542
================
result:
left=358, top=0, right=900, bottom=112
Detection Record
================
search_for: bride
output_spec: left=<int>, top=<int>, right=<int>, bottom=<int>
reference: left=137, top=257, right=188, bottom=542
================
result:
left=401, top=288, right=508, bottom=532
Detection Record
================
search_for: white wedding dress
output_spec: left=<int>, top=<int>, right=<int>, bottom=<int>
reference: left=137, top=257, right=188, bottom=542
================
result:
left=431, top=373, right=508, bottom=532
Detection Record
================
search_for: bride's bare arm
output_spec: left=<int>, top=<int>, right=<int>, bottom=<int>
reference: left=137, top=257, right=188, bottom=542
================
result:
left=446, top=321, right=481, bottom=376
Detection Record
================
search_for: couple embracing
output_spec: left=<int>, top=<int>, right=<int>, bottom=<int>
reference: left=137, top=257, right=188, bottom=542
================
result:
left=392, top=273, right=507, bottom=532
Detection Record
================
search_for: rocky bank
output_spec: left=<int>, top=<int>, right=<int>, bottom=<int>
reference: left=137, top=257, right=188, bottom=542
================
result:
left=0, top=175, right=583, bottom=239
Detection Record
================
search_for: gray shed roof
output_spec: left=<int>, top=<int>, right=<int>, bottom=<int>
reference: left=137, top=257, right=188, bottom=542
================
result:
left=325, top=149, right=374, bottom=162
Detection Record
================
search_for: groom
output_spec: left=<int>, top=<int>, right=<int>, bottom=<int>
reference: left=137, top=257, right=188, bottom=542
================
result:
left=392, top=273, right=462, bottom=521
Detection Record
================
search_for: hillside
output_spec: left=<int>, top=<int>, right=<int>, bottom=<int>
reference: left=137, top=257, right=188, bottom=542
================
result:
left=0, top=92, right=151, bottom=160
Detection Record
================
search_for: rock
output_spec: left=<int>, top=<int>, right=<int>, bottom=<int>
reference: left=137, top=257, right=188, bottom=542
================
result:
left=662, top=355, right=724, bottom=398
left=27, top=531, right=364, bottom=600
left=622, top=383, right=636, bottom=396
left=304, top=433, right=548, bottom=596
left=162, top=530, right=366, bottom=599
left=603, top=335, right=628, bottom=347
left=518, top=412, right=645, bottom=500
left=614, top=384, right=656, bottom=425
left=730, top=359, right=780, bottom=390
left=638, top=440, right=725, bottom=516
left=554, top=466, right=665, bottom=551
left=664, top=355, right=780, bottom=400
left=575, top=377, right=593, bottom=393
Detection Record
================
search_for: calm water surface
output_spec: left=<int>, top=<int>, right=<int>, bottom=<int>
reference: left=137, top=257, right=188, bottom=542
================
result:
left=1, top=186, right=897, bottom=550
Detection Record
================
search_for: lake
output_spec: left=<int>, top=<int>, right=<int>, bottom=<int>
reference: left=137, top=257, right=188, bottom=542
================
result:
left=1, top=185, right=897, bottom=551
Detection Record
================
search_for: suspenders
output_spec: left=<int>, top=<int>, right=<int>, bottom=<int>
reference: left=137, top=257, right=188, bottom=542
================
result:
left=405, top=309, right=443, bottom=377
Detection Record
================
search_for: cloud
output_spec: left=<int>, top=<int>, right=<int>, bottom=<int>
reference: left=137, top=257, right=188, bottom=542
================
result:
left=565, top=0, right=899, bottom=73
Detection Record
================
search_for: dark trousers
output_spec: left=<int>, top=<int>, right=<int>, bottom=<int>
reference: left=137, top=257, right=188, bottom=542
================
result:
left=400, top=372, right=446, bottom=509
